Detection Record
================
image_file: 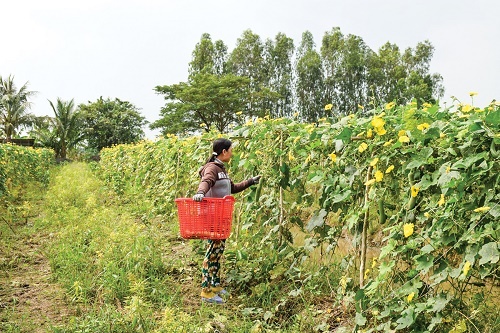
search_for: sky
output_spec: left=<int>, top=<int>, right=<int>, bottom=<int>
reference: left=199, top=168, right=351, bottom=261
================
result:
left=2, top=0, right=499, bottom=138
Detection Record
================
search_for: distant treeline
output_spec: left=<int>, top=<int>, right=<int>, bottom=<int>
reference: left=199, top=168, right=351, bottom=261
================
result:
left=152, top=27, right=444, bottom=134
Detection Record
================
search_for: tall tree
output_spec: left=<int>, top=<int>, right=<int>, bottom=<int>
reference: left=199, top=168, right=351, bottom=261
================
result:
left=79, top=97, right=146, bottom=152
left=263, top=33, right=295, bottom=118
left=295, top=31, right=326, bottom=122
left=227, top=30, right=271, bottom=117
left=367, top=41, right=444, bottom=106
left=189, top=33, right=229, bottom=78
left=321, top=28, right=372, bottom=115
left=152, top=72, right=250, bottom=135
left=0, top=75, right=36, bottom=141
left=48, top=98, right=83, bottom=159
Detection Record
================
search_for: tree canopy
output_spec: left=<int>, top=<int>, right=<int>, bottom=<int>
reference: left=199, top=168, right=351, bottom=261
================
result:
left=152, top=73, right=250, bottom=135
left=79, top=97, right=147, bottom=152
left=0, top=75, right=36, bottom=141
left=153, top=28, right=444, bottom=135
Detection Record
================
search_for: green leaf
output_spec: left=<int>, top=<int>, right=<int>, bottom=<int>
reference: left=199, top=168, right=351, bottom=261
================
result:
left=437, top=170, right=461, bottom=187
left=429, top=293, right=450, bottom=313
left=331, top=189, right=352, bottom=203
left=355, top=312, right=367, bottom=326
left=478, top=242, right=499, bottom=265
left=420, top=244, right=434, bottom=254
left=306, top=209, right=327, bottom=232
left=396, top=308, right=415, bottom=329
left=336, top=127, right=353, bottom=143
left=488, top=204, right=500, bottom=218
left=485, top=109, right=500, bottom=125
left=415, top=254, right=434, bottom=274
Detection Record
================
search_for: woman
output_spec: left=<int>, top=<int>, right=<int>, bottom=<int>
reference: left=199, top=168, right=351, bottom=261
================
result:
left=193, top=138, right=260, bottom=304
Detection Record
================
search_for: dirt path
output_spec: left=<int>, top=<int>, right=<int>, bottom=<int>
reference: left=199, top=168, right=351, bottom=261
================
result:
left=0, top=211, right=74, bottom=332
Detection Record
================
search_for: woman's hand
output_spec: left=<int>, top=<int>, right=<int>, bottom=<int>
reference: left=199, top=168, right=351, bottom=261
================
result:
left=251, top=175, right=262, bottom=184
left=193, top=193, right=205, bottom=201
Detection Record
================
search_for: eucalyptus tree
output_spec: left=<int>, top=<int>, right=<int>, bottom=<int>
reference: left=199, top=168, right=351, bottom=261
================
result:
left=189, top=33, right=229, bottom=78
left=295, top=31, right=326, bottom=122
left=48, top=98, right=83, bottom=159
left=367, top=42, right=408, bottom=105
left=152, top=72, right=250, bottom=135
left=367, top=41, right=444, bottom=106
left=0, top=75, right=36, bottom=141
left=227, top=29, right=273, bottom=117
left=321, top=27, right=372, bottom=115
left=263, top=32, right=295, bottom=118
left=401, top=40, right=444, bottom=104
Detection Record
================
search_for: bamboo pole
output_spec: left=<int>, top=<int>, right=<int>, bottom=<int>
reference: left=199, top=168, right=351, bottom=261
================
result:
left=360, top=165, right=372, bottom=288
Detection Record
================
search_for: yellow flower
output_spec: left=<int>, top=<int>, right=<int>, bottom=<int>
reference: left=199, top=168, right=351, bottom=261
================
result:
left=366, top=129, right=373, bottom=138
left=438, top=194, right=445, bottom=206
left=255, top=150, right=263, bottom=155
left=440, top=132, right=446, bottom=138
left=288, top=151, right=295, bottom=161
left=385, top=165, right=394, bottom=174
left=359, top=142, right=368, bottom=153
left=236, top=111, right=243, bottom=115
left=398, top=135, right=410, bottom=143
left=358, top=104, right=364, bottom=109
left=398, top=130, right=407, bottom=137
left=403, top=223, right=414, bottom=238
left=462, top=104, right=472, bottom=113
left=383, top=140, right=393, bottom=147
left=364, top=268, right=370, bottom=280
left=375, top=170, right=384, bottom=182
left=407, top=292, right=415, bottom=303
left=411, top=186, right=419, bottom=197
left=329, top=152, right=337, bottom=163
left=374, top=126, right=387, bottom=136
left=371, top=257, right=378, bottom=268
left=417, top=123, right=430, bottom=131
left=473, top=206, right=490, bottom=213
left=462, top=261, right=471, bottom=276
left=364, top=179, right=376, bottom=186
left=385, top=102, right=395, bottom=110
left=200, top=123, right=207, bottom=128
left=324, top=104, right=333, bottom=111
left=424, top=212, right=430, bottom=218
left=370, top=157, right=379, bottom=167
left=293, top=112, right=299, bottom=117
left=305, top=155, right=311, bottom=164
left=293, top=136, right=301, bottom=143
left=446, top=166, right=451, bottom=174
left=469, top=92, right=478, bottom=97
left=371, top=117, right=385, bottom=129
left=423, top=102, right=432, bottom=108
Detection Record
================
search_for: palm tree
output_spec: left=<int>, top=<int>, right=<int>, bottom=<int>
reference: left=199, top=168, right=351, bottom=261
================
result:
left=0, top=75, right=36, bottom=142
left=48, top=98, right=83, bottom=159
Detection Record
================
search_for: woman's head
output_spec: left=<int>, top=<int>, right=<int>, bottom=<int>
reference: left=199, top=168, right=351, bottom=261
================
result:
left=209, top=138, right=233, bottom=163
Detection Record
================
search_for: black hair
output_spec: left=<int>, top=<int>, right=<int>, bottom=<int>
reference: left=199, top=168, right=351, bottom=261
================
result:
left=206, top=138, right=232, bottom=163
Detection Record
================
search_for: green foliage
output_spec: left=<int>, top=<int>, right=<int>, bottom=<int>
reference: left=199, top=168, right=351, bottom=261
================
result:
left=100, top=99, right=499, bottom=331
left=152, top=72, right=251, bottom=135
left=0, top=144, right=53, bottom=197
left=0, top=75, right=36, bottom=140
left=79, top=97, right=147, bottom=152
left=48, top=98, right=83, bottom=159
left=159, top=28, right=444, bottom=129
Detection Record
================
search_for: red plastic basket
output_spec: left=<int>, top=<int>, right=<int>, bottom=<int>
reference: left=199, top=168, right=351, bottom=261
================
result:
left=175, top=196, right=235, bottom=240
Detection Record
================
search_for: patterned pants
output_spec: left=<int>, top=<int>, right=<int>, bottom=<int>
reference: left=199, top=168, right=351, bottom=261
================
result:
left=201, top=239, right=225, bottom=289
